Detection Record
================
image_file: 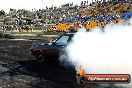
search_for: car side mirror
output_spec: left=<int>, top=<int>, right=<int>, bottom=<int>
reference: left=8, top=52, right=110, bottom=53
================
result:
left=48, top=39, right=55, bottom=45
left=49, top=39, right=56, bottom=45
left=52, top=41, right=56, bottom=45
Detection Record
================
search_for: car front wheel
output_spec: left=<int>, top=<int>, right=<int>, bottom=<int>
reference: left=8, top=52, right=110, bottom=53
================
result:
left=35, top=54, right=46, bottom=63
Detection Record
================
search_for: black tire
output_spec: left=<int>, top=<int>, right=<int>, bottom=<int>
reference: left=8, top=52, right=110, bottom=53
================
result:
left=76, top=75, right=86, bottom=85
left=35, top=54, right=46, bottom=63
left=80, top=77, right=86, bottom=84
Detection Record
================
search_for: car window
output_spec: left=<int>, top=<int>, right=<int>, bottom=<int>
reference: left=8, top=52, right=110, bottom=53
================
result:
left=55, top=35, right=70, bottom=45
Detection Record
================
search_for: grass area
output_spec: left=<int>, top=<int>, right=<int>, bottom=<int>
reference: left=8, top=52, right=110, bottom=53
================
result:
left=13, top=34, right=58, bottom=37
left=1, top=30, right=43, bottom=33
left=13, top=34, right=37, bottom=37
left=0, top=29, right=62, bottom=38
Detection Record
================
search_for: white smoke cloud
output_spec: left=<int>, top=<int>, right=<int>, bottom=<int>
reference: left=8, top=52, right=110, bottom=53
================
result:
left=61, top=18, right=132, bottom=87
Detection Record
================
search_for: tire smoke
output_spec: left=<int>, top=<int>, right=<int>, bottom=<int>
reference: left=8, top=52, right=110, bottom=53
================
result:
left=60, top=18, right=132, bottom=87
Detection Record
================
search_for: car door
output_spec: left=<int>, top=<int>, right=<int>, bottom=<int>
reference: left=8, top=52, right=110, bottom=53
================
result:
left=45, top=35, right=70, bottom=57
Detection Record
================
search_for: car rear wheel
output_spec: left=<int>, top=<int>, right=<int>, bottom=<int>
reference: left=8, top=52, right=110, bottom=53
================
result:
left=76, top=75, right=86, bottom=85
left=79, top=77, right=86, bottom=84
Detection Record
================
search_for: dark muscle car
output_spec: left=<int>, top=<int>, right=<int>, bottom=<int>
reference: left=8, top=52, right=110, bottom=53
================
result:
left=30, top=33, right=74, bottom=62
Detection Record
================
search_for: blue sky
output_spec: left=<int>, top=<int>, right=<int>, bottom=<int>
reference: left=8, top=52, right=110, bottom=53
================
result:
left=0, top=0, right=93, bottom=13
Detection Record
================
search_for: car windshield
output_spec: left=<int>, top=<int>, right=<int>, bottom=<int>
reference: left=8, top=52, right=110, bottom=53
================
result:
left=55, top=35, right=70, bottom=45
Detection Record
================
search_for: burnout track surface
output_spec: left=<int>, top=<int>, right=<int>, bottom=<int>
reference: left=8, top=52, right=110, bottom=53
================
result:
left=0, top=60, right=78, bottom=88
left=0, top=39, right=128, bottom=88
left=0, top=39, right=80, bottom=88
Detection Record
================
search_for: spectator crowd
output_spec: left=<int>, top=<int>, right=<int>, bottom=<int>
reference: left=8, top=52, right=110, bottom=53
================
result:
left=0, top=0, right=132, bottom=32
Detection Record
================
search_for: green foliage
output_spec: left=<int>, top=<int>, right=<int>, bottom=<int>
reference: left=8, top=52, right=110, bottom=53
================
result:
left=0, top=10, right=5, bottom=16
left=17, top=9, right=32, bottom=16
left=3, top=17, right=11, bottom=24
left=36, top=33, right=43, bottom=37
left=10, top=8, right=17, bottom=13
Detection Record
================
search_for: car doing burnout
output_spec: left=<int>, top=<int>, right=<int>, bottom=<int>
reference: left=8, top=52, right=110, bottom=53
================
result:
left=30, top=33, right=74, bottom=62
